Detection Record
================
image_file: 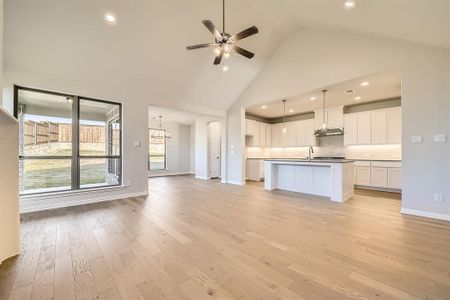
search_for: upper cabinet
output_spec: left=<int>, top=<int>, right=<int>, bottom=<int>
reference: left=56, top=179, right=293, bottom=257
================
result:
left=344, top=107, right=402, bottom=145
left=314, top=106, right=344, bottom=130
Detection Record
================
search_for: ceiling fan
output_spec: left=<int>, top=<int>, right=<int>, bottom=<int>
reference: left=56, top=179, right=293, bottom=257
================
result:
left=186, top=0, right=259, bottom=65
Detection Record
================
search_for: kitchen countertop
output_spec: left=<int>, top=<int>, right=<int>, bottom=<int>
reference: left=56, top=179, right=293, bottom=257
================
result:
left=348, top=158, right=402, bottom=162
left=248, top=157, right=402, bottom=162
left=265, top=158, right=355, bottom=163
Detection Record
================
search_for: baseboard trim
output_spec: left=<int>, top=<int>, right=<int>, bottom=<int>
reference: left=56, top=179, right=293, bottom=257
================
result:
left=401, top=208, right=450, bottom=222
left=195, top=176, right=209, bottom=180
left=226, top=180, right=245, bottom=186
left=355, top=185, right=402, bottom=194
left=148, top=172, right=193, bottom=178
left=20, top=191, right=149, bottom=214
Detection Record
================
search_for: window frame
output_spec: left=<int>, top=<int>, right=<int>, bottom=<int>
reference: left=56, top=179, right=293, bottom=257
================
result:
left=14, top=85, right=123, bottom=195
left=148, top=128, right=167, bottom=171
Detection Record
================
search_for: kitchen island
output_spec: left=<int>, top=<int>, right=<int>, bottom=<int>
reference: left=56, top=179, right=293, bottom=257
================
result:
left=264, top=159, right=354, bottom=202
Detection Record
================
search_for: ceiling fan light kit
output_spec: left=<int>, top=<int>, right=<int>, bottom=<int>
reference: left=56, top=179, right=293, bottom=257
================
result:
left=186, top=0, right=259, bottom=65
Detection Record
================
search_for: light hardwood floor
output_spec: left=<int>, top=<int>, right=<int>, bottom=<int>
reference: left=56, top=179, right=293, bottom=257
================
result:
left=1, top=175, right=450, bottom=299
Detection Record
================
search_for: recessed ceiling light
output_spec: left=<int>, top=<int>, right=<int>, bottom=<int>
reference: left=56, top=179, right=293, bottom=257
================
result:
left=104, top=13, right=117, bottom=25
left=261, top=105, right=267, bottom=109
left=289, top=109, right=294, bottom=113
left=361, top=81, right=370, bottom=87
left=355, top=96, right=362, bottom=101
left=344, top=1, right=356, bottom=9
left=222, top=65, right=229, bottom=72
left=310, top=96, right=316, bottom=101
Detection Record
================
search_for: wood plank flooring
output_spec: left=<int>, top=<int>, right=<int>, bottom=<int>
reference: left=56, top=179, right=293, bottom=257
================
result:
left=1, top=175, right=450, bottom=299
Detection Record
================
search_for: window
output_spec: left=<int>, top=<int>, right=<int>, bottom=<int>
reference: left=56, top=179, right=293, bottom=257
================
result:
left=149, top=129, right=166, bottom=171
left=15, top=86, right=122, bottom=195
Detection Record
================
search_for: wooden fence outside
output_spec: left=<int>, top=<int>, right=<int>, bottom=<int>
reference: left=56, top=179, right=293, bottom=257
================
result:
left=24, top=121, right=109, bottom=146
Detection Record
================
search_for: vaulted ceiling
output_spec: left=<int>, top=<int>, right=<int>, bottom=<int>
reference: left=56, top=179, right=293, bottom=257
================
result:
left=5, top=0, right=450, bottom=114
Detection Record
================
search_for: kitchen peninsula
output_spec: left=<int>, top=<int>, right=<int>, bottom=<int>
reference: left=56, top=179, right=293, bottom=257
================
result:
left=264, top=159, right=354, bottom=202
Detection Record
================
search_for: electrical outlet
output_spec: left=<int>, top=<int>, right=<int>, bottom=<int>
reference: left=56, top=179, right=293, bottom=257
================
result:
left=433, top=134, right=447, bottom=143
left=127, top=180, right=132, bottom=186
left=411, top=136, right=423, bottom=144
left=434, top=193, right=443, bottom=202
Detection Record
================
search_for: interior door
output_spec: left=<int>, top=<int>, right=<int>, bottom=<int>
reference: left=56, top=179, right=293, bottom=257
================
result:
left=209, top=122, right=221, bottom=179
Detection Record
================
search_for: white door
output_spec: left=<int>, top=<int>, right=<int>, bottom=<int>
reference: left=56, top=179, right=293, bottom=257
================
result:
left=209, top=122, right=221, bottom=178
left=259, top=123, right=266, bottom=147
left=388, top=168, right=402, bottom=189
left=305, top=119, right=316, bottom=146
left=356, top=167, right=371, bottom=186
left=327, top=106, right=344, bottom=128
left=295, top=121, right=306, bottom=146
left=265, top=124, right=272, bottom=147
left=371, top=110, right=388, bottom=144
left=370, top=167, right=388, bottom=188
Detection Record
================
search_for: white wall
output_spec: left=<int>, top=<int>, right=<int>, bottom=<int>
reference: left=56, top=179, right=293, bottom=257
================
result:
left=0, top=0, right=20, bottom=264
left=194, top=118, right=209, bottom=180
left=2, top=69, right=149, bottom=212
left=148, top=119, right=192, bottom=176
left=227, top=28, right=450, bottom=220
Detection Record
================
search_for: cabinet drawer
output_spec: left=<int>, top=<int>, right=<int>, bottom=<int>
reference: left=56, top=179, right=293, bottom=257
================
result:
left=354, top=161, right=371, bottom=167
left=371, top=161, right=402, bottom=168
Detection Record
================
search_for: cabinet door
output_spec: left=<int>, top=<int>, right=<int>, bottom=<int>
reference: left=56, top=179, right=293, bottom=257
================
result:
left=388, top=168, right=402, bottom=189
left=388, top=107, right=402, bottom=144
left=315, top=110, right=324, bottom=130
left=295, top=121, right=306, bottom=146
left=245, top=119, right=252, bottom=135
left=371, top=110, right=388, bottom=144
left=287, top=122, right=297, bottom=147
left=357, top=112, right=372, bottom=144
left=370, top=167, right=388, bottom=188
left=327, top=106, right=344, bottom=128
left=280, top=124, right=288, bottom=147
left=305, top=119, right=317, bottom=146
left=271, top=124, right=281, bottom=148
left=253, top=121, right=260, bottom=146
left=259, top=123, right=266, bottom=147
left=265, top=124, right=272, bottom=148
left=344, top=114, right=358, bottom=145
left=356, top=167, right=371, bottom=186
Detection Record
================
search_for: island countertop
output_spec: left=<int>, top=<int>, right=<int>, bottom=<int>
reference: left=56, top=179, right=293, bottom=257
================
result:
left=264, top=158, right=355, bottom=164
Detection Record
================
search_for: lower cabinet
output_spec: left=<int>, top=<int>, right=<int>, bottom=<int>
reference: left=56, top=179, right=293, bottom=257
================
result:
left=354, top=161, right=402, bottom=191
left=246, top=159, right=264, bottom=181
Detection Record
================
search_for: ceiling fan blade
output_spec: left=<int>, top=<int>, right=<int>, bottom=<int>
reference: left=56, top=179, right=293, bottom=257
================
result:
left=232, top=46, right=254, bottom=59
left=232, top=26, right=259, bottom=41
left=213, top=51, right=223, bottom=65
left=202, top=20, right=222, bottom=40
left=186, top=43, right=218, bottom=50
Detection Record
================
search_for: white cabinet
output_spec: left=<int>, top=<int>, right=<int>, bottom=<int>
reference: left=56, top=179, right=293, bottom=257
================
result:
left=259, top=123, right=266, bottom=147
left=245, top=119, right=255, bottom=136
left=315, top=106, right=344, bottom=130
left=295, top=121, right=306, bottom=146
left=370, top=167, right=388, bottom=188
left=246, top=159, right=264, bottom=181
left=305, top=119, right=317, bottom=146
left=271, top=123, right=281, bottom=148
left=356, top=167, right=371, bottom=186
left=344, top=107, right=401, bottom=145
left=388, top=168, right=402, bottom=189
left=388, top=107, right=402, bottom=144
left=354, top=160, right=402, bottom=191
left=371, top=110, right=388, bottom=144
left=286, top=122, right=297, bottom=147
left=357, top=111, right=372, bottom=145
left=265, top=123, right=272, bottom=147
left=344, top=114, right=358, bottom=145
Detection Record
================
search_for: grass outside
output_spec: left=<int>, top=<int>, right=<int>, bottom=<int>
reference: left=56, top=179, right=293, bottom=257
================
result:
left=22, top=143, right=117, bottom=192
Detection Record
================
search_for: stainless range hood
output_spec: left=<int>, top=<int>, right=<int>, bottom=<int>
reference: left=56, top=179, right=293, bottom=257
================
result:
left=314, top=127, right=344, bottom=137
left=313, top=89, right=344, bottom=137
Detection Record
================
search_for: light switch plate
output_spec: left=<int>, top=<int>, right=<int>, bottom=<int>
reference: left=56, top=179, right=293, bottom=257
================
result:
left=434, top=193, right=443, bottom=202
left=411, top=136, right=423, bottom=144
left=433, top=134, right=447, bottom=143
left=134, top=141, right=142, bottom=148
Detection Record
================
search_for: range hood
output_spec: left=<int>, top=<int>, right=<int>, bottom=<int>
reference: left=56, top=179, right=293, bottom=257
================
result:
left=313, top=89, right=344, bottom=137
left=314, top=127, right=344, bottom=137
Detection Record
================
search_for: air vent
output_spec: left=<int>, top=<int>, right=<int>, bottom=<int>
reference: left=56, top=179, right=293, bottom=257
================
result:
left=345, top=89, right=356, bottom=94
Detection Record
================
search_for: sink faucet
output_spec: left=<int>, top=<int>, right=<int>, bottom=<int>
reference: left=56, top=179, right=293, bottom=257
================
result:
left=308, top=146, right=314, bottom=160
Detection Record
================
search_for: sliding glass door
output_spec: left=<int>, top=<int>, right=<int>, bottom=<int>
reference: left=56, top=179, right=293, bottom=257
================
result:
left=15, top=86, right=122, bottom=195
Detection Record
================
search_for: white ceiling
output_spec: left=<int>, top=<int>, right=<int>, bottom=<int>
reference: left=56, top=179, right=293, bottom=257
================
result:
left=149, top=105, right=207, bottom=125
left=4, top=0, right=450, bottom=114
left=246, top=69, right=401, bottom=118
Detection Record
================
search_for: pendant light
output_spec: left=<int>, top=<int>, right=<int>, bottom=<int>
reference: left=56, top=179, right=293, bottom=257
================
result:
left=151, top=116, right=172, bottom=139
left=321, top=89, right=328, bottom=130
left=282, top=99, right=287, bottom=134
